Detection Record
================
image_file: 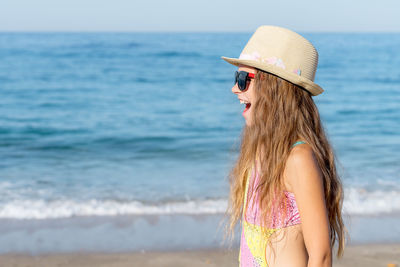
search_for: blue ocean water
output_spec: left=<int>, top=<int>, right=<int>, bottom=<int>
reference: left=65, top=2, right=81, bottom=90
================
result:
left=0, top=32, right=399, bottom=221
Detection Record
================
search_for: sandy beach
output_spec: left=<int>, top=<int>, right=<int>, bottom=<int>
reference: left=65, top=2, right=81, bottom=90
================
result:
left=0, top=243, right=399, bottom=267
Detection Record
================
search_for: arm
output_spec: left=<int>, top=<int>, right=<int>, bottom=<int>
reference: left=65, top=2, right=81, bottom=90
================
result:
left=285, top=144, right=332, bottom=267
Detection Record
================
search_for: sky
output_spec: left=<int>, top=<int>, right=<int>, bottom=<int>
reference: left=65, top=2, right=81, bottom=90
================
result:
left=0, top=0, right=399, bottom=32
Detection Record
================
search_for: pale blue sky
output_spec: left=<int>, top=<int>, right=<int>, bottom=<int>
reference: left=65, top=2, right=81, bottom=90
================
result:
left=0, top=0, right=399, bottom=32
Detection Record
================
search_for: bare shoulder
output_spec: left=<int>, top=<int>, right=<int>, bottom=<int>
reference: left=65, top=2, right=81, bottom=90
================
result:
left=284, top=143, right=331, bottom=256
left=283, top=143, right=322, bottom=192
left=287, top=143, right=316, bottom=168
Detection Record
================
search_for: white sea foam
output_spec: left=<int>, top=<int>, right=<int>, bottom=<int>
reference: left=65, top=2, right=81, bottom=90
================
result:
left=343, top=187, right=400, bottom=215
left=0, top=198, right=228, bottom=219
left=0, top=187, right=399, bottom=219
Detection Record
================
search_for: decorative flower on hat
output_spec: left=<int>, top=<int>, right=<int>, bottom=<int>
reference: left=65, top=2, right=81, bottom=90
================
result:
left=292, top=69, right=301, bottom=75
left=238, top=51, right=301, bottom=76
left=239, top=51, right=262, bottom=61
left=239, top=52, right=286, bottom=70
left=264, top=56, right=286, bottom=69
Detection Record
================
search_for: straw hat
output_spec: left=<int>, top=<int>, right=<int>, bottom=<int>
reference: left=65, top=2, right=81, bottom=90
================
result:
left=221, top=25, right=324, bottom=96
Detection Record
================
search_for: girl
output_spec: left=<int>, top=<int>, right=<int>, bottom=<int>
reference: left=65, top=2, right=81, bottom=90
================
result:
left=221, top=26, right=347, bottom=267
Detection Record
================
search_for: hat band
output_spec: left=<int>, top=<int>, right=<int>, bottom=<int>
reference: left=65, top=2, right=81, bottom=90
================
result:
left=239, top=51, right=302, bottom=76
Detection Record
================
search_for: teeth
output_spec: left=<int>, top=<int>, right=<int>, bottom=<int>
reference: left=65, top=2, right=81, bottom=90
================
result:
left=239, top=100, right=250, bottom=104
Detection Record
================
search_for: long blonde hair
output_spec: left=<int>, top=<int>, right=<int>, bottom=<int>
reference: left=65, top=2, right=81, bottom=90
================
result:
left=224, top=69, right=347, bottom=258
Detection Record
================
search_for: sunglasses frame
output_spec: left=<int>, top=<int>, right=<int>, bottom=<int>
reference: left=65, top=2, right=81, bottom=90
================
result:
left=234, top=71, right=255, bottom=91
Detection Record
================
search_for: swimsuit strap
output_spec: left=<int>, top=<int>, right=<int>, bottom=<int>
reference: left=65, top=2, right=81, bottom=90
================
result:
left=291, top=140, right=306, bottom=147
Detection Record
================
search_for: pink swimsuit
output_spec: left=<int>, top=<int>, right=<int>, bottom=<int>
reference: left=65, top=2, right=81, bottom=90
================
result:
left=239, top=142, right=304, bottom=267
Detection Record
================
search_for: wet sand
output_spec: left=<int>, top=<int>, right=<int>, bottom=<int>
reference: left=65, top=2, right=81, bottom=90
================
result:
left=0, top=243, right=399, bottom=267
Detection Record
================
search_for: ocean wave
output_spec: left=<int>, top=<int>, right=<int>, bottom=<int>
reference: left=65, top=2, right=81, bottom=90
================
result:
left=149, top=51, right=203, bottom=58
left=0, top=126, right=89, bottom=137
left=0, top=134, right=179, bottom=152
left=1, top=186, right=400, bottom=219
left=343, top=187, right=400, bottom=215
left=69, top=41, right=141, bottom=49
left=0, top=198, right=228, bottom=219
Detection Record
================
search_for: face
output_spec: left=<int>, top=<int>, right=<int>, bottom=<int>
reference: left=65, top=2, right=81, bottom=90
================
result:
left=231, top=65, right=257, bottom=126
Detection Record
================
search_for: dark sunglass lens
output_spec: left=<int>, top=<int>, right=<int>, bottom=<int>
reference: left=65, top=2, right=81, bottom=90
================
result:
left=234, top=71, right=239, bottom=85
left=238, top=71, right=247, bottom=91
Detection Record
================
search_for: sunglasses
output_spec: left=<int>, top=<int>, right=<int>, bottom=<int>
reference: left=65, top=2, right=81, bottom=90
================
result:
left=234, top=71, right=255, bottom=91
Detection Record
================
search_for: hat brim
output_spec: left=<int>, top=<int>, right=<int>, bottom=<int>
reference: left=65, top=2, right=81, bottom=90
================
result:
left=221, top=56, right=324, bottom=96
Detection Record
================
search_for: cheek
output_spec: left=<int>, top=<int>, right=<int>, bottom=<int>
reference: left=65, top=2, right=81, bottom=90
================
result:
left=245, top=87, right=254, bottom=99
left=247, top=83, right=256, bottom=101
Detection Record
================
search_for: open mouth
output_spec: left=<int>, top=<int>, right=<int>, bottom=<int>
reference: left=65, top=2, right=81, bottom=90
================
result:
left=244, top=103, right=251, bottom=113
left=239, top=99, right=251, bottom=114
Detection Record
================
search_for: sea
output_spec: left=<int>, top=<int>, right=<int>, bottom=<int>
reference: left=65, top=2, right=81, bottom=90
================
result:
left=0, top=32, right=399, bottom=254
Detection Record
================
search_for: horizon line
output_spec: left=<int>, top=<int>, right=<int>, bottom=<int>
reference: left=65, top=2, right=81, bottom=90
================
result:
left=0, top=30, right=399, bottom=34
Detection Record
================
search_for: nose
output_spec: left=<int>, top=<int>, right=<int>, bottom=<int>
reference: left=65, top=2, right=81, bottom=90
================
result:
left=231, top=83, right=241, bottom=94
